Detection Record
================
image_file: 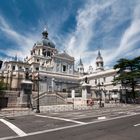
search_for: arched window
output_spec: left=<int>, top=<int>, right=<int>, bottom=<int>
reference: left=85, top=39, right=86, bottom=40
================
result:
left=42, top=49, right=46, bottom=56
left=47, top=51, right=51, bottom=57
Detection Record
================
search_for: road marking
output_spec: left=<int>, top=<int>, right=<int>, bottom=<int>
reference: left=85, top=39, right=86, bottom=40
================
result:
left=0, top=135, right=19, bottom=140
left=127, top=112, right=137, bottom=115
left=1, top=113, right=140, bottom=140
left=24, top=113, right=140, bottom=137
left=0, top=119, right=27, bottom=137
left=35, top=114, right=87, bottom=124
left=134, top=123, right=140, bottom=127
left=98, top=116, right=106, bottom=120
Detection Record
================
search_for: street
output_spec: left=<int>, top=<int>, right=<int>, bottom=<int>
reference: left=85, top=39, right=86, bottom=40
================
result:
left=0, top=107, right=140, bottom=140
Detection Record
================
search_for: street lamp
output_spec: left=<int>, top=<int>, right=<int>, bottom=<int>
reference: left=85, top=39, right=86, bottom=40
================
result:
left=119, top=86, right=122, bottom=103
left=36, top=71, right=40, bottom=113
left=97, top=81, right=104, bottom=107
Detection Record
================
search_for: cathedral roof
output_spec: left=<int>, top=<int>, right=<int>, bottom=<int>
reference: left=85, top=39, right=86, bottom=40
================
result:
left=54, top=51, right=74, bottom=60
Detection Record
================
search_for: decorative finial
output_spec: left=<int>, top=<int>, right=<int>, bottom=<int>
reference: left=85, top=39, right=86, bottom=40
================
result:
left=42, top=27, right=48, bottom=38
left=98, top=50, right=101, bottom=56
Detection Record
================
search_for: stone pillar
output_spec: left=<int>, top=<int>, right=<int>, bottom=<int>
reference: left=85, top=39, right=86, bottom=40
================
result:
left=82, top=83, right=91, bottom=99
left=82, top=87, right=87, bottom=100
left=71, top=90, right=75, bottom=98
left=51, top=78, right=55, bottom=92
left=81, top=83, right=92, bottom=106
left=17, top=80, right=33, bottom=108
left=102, top=90, right=105, bottom=101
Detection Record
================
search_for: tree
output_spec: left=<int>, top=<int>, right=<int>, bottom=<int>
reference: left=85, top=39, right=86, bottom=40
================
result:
left=0, top=81, right=6, bottom=92
left=113, top=56, right=140, bottom=102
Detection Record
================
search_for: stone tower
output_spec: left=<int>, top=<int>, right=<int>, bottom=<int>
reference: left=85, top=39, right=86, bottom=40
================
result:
left=96, top=50, right=104, bottom=71
left=77, top=58, right=84, bottom=74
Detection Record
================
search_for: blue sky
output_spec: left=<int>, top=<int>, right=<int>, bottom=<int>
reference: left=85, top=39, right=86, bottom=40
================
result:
left=0, top=0, right=140, bottom=71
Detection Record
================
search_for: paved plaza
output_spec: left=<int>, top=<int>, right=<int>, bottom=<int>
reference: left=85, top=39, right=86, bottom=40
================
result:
left=0, top=104, right=140, bottom=140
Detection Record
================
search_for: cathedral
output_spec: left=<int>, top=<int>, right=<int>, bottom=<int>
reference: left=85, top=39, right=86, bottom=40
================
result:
left=0, top=28, right=121, bottom=107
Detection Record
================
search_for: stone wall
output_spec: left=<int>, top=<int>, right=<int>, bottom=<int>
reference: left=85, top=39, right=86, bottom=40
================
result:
left=0, top=91, right=19, bottom=108
left=39, top=102, right=123, bottom=112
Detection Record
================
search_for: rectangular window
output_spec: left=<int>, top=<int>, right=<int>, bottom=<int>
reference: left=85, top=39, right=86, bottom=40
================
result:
left=47, top=51, right=51, bottom=56
left=95, top=79, right=97, bottom=85
left=12, top=66, right=15, bottom=70
left=63, top=65, right=66, bottom=72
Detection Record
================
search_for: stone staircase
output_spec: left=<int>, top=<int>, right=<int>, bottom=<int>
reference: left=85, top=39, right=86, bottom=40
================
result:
left=0, top=91, right=19, bottom=108
left=33, top=91, right=68, bottom=106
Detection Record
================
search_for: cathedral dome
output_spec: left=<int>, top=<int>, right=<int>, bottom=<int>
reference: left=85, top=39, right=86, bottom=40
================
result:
left=36, top=38, right=55, bottom=48
left=35, top=28, right=55, bottom=48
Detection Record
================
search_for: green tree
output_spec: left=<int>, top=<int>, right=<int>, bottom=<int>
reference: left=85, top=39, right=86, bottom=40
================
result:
left=0, top=81, right=6, bottom=92
left=113, top=56, right=140, bottom=102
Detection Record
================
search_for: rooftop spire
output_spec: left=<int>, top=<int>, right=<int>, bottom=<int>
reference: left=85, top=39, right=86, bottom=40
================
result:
left=96, top=50, right=103, bottom=60
left=79, top=58, right=83, bottom=66
left=96, top=50, right=104, bottom=71
left=98, top=50, right=101, bottom=57
left=77, top=58, right=84, bottom=74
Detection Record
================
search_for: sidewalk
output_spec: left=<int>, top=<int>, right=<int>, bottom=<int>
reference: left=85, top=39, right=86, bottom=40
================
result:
left=0, top=104, right=140, bottom=118
left=0, top=108, right=35, bottom=118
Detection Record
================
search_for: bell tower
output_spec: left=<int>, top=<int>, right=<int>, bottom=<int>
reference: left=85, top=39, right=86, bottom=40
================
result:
left=77, top=58, right=84, bottom=74
left=96, top=50, right=104, bottom=71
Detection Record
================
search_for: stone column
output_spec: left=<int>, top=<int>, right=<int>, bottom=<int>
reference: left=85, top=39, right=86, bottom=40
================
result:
left=17, top=80, right=33, bottom=108
left=51, top=78, right=55, bottom=92
left=82, top=83, right=91, bottom=105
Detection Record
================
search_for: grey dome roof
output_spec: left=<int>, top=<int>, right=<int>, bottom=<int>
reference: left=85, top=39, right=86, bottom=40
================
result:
left=35, top=28, right=55, bottom=48
left=36, top=38, right=55, bottom=48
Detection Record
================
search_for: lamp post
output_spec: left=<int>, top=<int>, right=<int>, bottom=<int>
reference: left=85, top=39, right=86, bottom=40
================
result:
left=6, top=70, right=9, bottom=90
left=36, top=71, right=40, bottom=113
left=97, top=81, right=104, bottom=107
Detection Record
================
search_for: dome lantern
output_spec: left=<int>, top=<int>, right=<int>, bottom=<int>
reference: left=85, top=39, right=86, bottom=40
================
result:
left=42, top=28, right=48, bottom=39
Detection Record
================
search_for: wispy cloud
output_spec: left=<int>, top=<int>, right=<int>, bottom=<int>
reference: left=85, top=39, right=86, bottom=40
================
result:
left=0, top=0, right=140, bottom=73
left=0, top=15, right=38, bottom=59
left=65, top=0, right=116, bottom=70
left=104, top=3, right=140, bottom=65
left=65, top=0, right=140, bottom=71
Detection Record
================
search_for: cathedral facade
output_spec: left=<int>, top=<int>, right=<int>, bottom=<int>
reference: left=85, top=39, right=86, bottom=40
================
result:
left=0, top=28, right=120, bottom=102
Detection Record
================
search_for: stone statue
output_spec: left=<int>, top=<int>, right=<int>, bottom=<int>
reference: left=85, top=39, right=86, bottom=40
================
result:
left=25, top=71, right=29, bottom=80
left=85, top=77, right=88, bottom=84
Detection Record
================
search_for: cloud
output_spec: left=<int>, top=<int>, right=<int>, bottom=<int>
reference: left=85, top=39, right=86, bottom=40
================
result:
left=65, top=0, right=116, bottom=70
left=104, top=3, right=140, bottom=65
left=64, top=0, right=140, bottom=71
left=0, top=15, right=38, bottom=59
left=0, top=0, right=140, bottom=73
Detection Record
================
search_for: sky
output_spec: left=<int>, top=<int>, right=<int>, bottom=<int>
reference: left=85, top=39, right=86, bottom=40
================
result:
left=0, top=0, right=140, bottom=71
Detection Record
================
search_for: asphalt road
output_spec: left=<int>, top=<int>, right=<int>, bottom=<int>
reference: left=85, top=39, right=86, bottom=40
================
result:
left=0, top=107, right=140, bottom=140
left=10, top=114, right=140, bottom=140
